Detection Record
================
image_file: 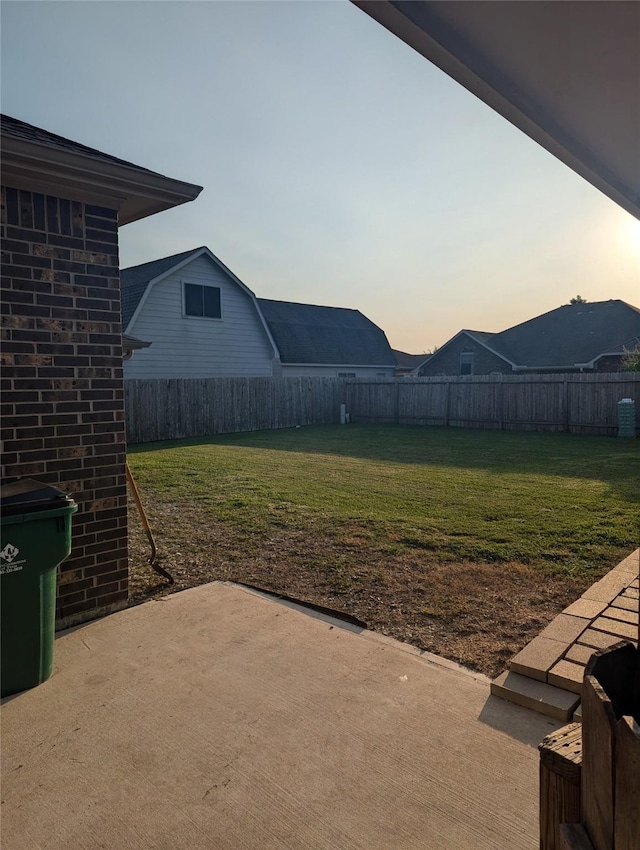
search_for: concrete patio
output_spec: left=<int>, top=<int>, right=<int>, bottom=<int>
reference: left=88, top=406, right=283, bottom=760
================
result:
left=1, top=581, right=560, bottom=850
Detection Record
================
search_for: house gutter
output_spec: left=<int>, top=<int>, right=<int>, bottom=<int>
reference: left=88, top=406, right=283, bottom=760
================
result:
left=122, top=334, right=152, bottom=361
left=280, top=363, right=396, bottom=369
left=1, top=136, right=203, bottom=224
left=512, top=365, right=586, bottom=372
left=576, top=349, right=630, bottom=371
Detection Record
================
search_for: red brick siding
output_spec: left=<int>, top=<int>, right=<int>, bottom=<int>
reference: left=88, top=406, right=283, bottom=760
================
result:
left=419, top=337, right=511, bottom=376
left=1, top=184, right=128, bottom=623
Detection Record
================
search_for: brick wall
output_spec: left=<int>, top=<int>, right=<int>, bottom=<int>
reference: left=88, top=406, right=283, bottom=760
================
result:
left=1, top=185, right=128, bottom=625
left=419, top=337, right=510, bottom=376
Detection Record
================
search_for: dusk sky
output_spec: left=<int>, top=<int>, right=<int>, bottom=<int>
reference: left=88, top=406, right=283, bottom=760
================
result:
left=2, top=1, right=638, bottom=353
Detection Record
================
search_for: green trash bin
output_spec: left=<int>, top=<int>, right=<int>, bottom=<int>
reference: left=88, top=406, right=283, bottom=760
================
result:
left=1, top=479, right=77, bottom=698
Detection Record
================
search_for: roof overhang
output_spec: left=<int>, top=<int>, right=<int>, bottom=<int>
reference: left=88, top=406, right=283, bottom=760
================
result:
left=281, top=363, right=396, bottom=368
left=577, top=338, right=639, bottom=370
left=1, top=136, right=203, bottom=224
left=353, top=1, right=640, bottom=219
left=122, top=333, right=152, bottom=352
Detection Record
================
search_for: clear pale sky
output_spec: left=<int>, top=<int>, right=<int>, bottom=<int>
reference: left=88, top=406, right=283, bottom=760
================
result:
left=2, top=0, right=639, bottom=352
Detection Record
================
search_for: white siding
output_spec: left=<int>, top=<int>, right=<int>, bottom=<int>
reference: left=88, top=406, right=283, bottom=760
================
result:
left=280, top=365, right=395, bottom=378
left=125, top=256, right=275, bottom=378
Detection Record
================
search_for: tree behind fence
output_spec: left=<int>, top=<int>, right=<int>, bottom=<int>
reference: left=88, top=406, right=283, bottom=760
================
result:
left=125, top=373, right=639, bottom=443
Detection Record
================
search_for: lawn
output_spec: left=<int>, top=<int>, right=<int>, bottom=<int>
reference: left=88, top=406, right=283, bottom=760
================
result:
left=127, top=425, right=639, bottom=676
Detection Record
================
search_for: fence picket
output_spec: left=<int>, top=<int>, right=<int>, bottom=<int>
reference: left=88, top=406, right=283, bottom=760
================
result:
left=124, top=374, right=639, bottom=444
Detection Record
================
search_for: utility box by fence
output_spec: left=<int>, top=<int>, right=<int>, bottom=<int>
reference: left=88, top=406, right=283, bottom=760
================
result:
left=124, top=373, right=640, bottom=444
left=617, top=398, right=636, bottom=437
left=345, top=373, right=640, bottom=436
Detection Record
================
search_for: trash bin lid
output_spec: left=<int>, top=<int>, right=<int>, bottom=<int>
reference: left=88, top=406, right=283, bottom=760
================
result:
left=1, top=478, right=75, bottom=517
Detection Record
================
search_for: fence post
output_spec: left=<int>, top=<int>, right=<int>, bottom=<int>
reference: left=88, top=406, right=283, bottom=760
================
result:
left=444, top=381, right=451, bottom=427
left=124, top=373, right=640, bottom=443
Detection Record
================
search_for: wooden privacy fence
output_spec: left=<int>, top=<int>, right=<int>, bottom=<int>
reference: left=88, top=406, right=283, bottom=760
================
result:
left=125, top=376, right=345, bottom=443
left=125, top=373, right=639, bottom=443
left=345, top=373, right=640, bottom=436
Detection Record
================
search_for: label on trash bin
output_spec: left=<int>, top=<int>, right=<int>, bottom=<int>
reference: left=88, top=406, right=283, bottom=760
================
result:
left=0, top=543, right=26, bottom=574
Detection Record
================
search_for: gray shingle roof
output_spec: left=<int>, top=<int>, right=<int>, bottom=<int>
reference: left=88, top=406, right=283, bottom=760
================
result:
left=424, top=300, right=640, bottom=372
left=121, top=247, right=396, bottom=366
left=257, top=299, right=396, bottom=366
left=1, top=114, right=162, bottom=175
left=121, top=247, right=205, bottom=327
left=393, top=350, right=428, bottom=368
left=489, top=300, right=640, bottom=368
left=461, top=330, right=520, bottom=365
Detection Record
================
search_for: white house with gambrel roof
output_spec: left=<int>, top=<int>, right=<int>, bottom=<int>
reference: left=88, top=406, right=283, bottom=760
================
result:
left=122, top=247, right=280, bottom=378
left=121, top=247, right=396, bottom=379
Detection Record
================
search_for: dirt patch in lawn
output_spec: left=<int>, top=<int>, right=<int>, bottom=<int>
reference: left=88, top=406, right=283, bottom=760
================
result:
left=128, top=499, right=587, bottom=679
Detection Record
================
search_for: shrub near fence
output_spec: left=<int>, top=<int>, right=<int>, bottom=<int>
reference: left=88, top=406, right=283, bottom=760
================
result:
left=345, top=373, right=640, bottom=435
left=125, top=377, right=345, bottom=443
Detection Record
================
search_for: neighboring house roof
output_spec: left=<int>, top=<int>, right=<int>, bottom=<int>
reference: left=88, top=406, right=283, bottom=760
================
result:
left=393, top=350, right=427, bottom=369
left=608, top=335, right=640, bottom=356
left=121, top=246, right=395, bottom=368
left=463, top=330, right=494, bottom=344
left=493, top=301, right=640, bottom=369
left=120, top=246, right=279, bottom=357
left=121, top=247, right=204, bottom=327
left=424, top=300, right=640, bottom=372
left=413, top=328, right=518, bottom=373
left=257, top=299, right=396, bottom=366
left=462, top=330, right=519, bottom=368
left=1, top=114, right=202, bottom=224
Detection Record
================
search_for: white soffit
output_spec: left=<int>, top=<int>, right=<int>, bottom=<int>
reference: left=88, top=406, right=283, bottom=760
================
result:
left=353, top=1, right=640, bottom=219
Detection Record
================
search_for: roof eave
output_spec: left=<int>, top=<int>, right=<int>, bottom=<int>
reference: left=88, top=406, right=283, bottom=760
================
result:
left=1, top=137, right=203, bottom=225
left=352, top=1, right=640, bottom=220
left=281, top=362, right=396, bottom=368
left=515, top=350, right=628, bottom=371
left=122, top=336, right=152, bottom=351
left=513, top=364, right=587, bottom=372
left=576, top=350, right=626, bottom=370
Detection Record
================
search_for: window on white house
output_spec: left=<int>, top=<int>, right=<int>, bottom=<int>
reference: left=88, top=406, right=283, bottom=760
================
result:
left=460, top=350, right=474, bottom=375
left=338, top=372, right=356, bottom=378
left=184, top=283, right=221, bottom=318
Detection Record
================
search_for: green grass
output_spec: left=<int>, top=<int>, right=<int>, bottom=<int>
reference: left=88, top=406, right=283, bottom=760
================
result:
left=128, top=425, right=639, bottom=580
